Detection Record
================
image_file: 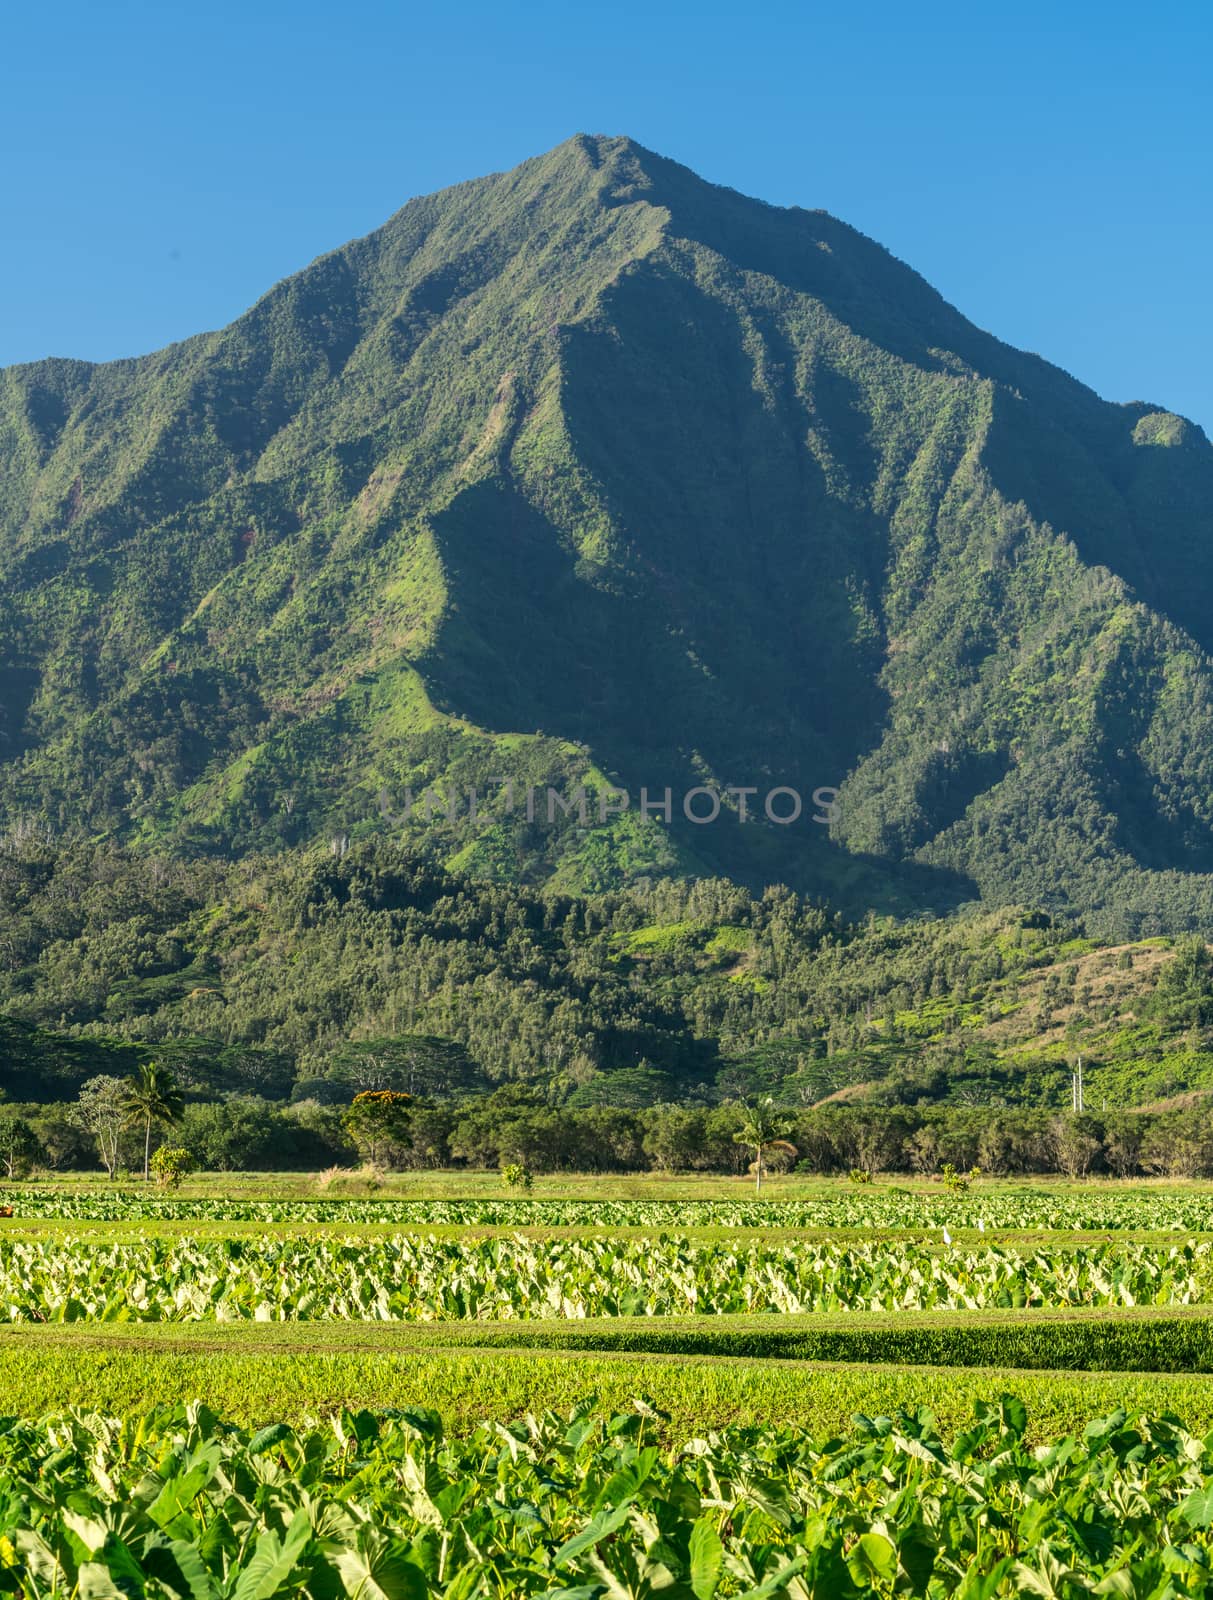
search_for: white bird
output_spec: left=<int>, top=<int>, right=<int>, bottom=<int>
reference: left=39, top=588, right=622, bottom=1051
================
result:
left=942, top=1226, right=952, bottom=1245
left=977, top=1219, right=986, bottom=1233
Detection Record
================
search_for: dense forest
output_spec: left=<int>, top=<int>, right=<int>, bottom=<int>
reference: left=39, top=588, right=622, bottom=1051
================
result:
left=3, top=831, right=1213, bottom=1116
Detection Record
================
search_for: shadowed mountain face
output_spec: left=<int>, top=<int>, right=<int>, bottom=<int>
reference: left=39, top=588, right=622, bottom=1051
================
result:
left=1, top=134, right=1212, bottom=933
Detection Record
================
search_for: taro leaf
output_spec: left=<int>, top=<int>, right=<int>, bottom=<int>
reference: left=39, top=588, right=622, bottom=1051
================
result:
left=76, top=1563, right=128, bottom=1600
left=1090, top=1572, right=1135, bottom=1597
left=333, top=1530, right=428, bottom=1600
left=553, top=1503, right=634, bottom=1567
left=734, top=1553, right=809, bottom=1598
left=897, top=1531, right=937, bottom=1597
left=1180, top=1482, right=1213, bottom=1528
left=342, top=1410, right=381, bottom=1447
left=431, top=1478, right=477, bottom=1521
left=689, top=1517, right=724, bottom=1600
left=955, top=1556, right=1017, bottom=1599
left=14, top=1531, right=66, bottom=1587
left=230, top=1508, right=313, bottom=1600
left=821, top=1445, right=877, bottom=1481
left=61, top=1511, right=109, bottom=1559
left=607, top=1415, right=644, bottom=1439
left=994, top=1395, right=1028, bottom=1438
left=1011, top=1549, right=1080, bottom=1598
left=147, top=1448, right=223, bottom=1532
left=632, top=1397, right=671, bottom=1422
left=248, top=1424, right=293, bottom=1458
left=847, top=1532, right=898, bottom=1588
left=142, top=1535, right=221, bottom=1600
left=593, top=1447, right=659, bottom=1512
left=393, top=1408, right=443, bottom=1442
left=1084, top=1411, right=1130, bottom=1445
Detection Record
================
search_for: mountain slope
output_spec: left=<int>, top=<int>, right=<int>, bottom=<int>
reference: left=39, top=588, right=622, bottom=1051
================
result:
left=2, top=134, right=1212, bottom=933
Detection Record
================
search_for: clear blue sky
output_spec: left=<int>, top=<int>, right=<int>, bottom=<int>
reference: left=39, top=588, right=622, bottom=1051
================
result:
left=4, top=0, right=1210, bottom=428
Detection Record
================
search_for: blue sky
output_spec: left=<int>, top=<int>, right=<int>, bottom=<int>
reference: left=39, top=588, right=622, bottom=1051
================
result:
left=4, top=0, right=1210, bottom=427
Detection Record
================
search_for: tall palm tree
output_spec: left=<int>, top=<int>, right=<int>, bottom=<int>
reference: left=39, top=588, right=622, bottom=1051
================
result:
left=732, top=1097, right=797, bottom=1193
left=124, top=1062, right=184, bottom=1181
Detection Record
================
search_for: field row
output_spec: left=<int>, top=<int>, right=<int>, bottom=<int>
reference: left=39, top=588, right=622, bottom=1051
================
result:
left=9, top=1330, right=1213, bottom=1437
left=14, top=1303, right=1213, bottom=1372
left=0, top=1234, right=1207, bottom=1320
left=12, top=1188, right=1213, bottom=1230
left=2, top=1395, right=1212, bottom=1597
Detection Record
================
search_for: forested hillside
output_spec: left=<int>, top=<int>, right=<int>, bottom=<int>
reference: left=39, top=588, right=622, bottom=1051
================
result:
left=3, top=833, right=1213, bottom=1114
left=1, top=136, right=1212, bottom=929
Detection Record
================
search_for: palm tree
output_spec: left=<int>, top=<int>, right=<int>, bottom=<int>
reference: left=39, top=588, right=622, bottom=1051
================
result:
left=124, top=1062, right=184, bottom=1182
left=732, top=1097, right=797, bottom=1193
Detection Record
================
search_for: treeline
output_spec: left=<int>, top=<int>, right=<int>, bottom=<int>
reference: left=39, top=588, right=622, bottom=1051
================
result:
left=6, top=1086, right=1213, bottom=1180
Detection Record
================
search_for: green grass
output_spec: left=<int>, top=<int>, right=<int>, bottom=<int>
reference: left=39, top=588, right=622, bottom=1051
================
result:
left=23, top=1169, right=1213, bottom=1201
left=11, top=1305, right=1213, bottom=1371
left=392, top=1306, right=1213, bottom=1373
left=4, top=1330, right=1213, bottom=1440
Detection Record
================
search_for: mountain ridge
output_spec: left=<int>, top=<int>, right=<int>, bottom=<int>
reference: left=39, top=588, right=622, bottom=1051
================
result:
left=2, top=134, right=1212, bottom=935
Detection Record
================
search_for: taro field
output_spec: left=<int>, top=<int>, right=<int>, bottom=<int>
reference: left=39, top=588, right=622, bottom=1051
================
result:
left=5, top=1176, right=1213, bottom=1595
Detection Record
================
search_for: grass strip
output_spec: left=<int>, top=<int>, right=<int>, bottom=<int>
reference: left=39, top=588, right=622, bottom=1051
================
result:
left=6, top=1306, right=1213, bottom=1372
left=3, top=1339, right=1213, bottom=1440
left=430, top=1309, right=1213, bottom=1372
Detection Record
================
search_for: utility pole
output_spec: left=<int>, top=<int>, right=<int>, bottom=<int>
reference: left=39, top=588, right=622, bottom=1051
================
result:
left=1071, top=1056, right=1084, bottom=1113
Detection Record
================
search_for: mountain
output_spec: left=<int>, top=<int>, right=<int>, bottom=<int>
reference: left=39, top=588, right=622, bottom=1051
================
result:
left=2, top=133, right=1212, bottom=935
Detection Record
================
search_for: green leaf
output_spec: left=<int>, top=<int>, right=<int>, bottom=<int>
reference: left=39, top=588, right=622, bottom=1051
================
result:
left=688, top=1518, right=723, bottom=1600
left=333, top=1532, right=428, bottom=1600
left=142, top=1537, right=221, bottom=1600
left=230, top=1509, right=313, bottom=1600
left=553, top=1503, right=634, bottom=1567
left=147, top=1446, right=222, bottom=1532
left=847, top=1533, right=898, bottom=1587
left=955, top=1557, right=1017, bottom=1600
left=897, top=1531, right=937, bottom=1597
left=735, top=1554, right=809, bottom=1599
left=78, top=1565, right=130, bottom=1600
left=1181, top=1482, right=1213, bottom=1528
left=247, top=1423, right=293, bottom=1457
left=593, top=1446, right=659, bottom=1512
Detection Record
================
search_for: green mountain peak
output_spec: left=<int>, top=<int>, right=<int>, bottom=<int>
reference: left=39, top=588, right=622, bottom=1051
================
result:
left=2, top=136, right=1212, bottom=935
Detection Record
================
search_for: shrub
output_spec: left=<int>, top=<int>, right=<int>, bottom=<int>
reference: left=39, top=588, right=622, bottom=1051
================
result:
left=149, top=1146, right=195, bottom=1189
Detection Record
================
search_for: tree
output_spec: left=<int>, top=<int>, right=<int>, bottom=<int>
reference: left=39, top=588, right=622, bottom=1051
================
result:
left=343, top=1091, right=416, bottom=1168
left=326, top=1037, right=478, bottom=1098
left=1149, top=938, right=1213, bottom=1032
left=1103, top=1113, right=1145, bottom=1178
left=0, top=1108, right=43, bottom=1180
left=1049, top=1114, right=1101, bottom=1180
left=732, top=1098, right=797, bottom=1193
left=70, top=1076, right=130, bottom=1179
left=27, top=1104, right=91, bottom=1170
left=180, top=1097, right=295, bottom=1172
left=123, top=1062, right=184, bottom=1181
left=641, top=1105, right=708, bottom=1172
